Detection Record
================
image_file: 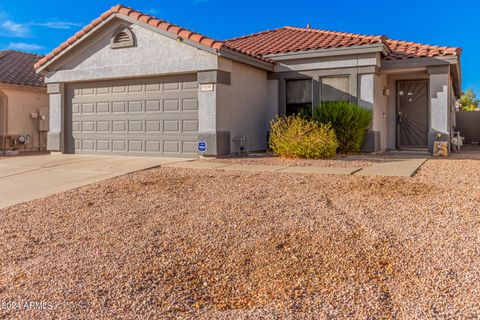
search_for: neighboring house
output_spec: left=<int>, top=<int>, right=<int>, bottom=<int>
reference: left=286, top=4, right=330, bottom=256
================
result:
left=0, top=50, right=49, bottom=153
left=35, top=5, right=461, bottom=157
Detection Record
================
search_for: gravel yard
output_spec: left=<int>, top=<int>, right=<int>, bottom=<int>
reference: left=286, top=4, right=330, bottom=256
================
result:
left=210, top=153, right=389, bottom=168
left=1, top=153, right=480, bottom=318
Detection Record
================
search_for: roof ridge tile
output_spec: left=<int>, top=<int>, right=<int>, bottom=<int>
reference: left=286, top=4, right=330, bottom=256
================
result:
left=224, top=27, right=286, bottom=42
left=284, top=26, right=386, bottom=42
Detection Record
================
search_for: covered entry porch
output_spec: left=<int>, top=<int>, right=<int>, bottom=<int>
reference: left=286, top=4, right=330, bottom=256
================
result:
left=380, top=63, right=460, bottom=153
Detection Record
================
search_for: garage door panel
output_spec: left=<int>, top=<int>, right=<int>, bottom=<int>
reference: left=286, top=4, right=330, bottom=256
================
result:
left=128, top=121, right=143, bottom=132
left=163, top=99, right=180, bottom=111
left=112, top=101, right=126, bottom=113
left=97, top=121, right=110, bottom=132
left=145, top=141, right=162, bottom=152
left=112, top=121, right=127, bottom=132
left=128, top=101, right=143, bottom=113
left=72, top=122, right=81, bottom=132
left=145, top=83, right=161, bottom=92
left=112, top=140, right=126, bottom=152
left=81, top=88, right=95, bottom=96
left=146, top=120, right=161, bottom=132
left=72, top=114, right=197, bottom=123
left=82, top=140, right=95, bottom=150
left=68, top=75, right=198, bottom=157
left=182, top=81, right=198, bottom=90
left=82, top=122, right=95, bottom=132
left=81, top=103, right=95, bottom=114
left=183, top=120, right=198, bottom=132
left=163, top=82, right=180, bottom=91
left=112, top=85, right=126, bottom=94
left=96, top=102, right=110, bottom=113
left=96, top=86, right=110, bottom=95
left=97, top=140, right=110, bottom=151
left=145, top=100, right=161, bottom=112
left=182, top=99, right=198, bottom=111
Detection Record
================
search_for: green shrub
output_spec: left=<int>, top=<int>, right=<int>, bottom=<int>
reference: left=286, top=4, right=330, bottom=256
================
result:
left=313, top=101, right=372, bottom=154
left=269, top=115, right=338, bottom=159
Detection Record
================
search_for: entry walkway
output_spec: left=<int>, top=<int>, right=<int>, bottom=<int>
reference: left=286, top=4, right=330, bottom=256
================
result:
left=164, top=158, right=428, bottom=177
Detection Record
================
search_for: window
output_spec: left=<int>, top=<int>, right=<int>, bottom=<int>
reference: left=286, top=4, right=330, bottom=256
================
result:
left=286, top=79, right=312, bottom=116
left=110, top=27, right=136, bottom=49
left=320, top=76, right=350, bottom=102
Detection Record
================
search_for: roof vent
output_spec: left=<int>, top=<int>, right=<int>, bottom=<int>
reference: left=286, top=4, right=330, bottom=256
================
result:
left=110, top=27, right=136, bottom=49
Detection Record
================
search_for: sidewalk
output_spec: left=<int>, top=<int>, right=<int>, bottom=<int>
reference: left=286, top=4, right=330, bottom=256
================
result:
left=164, top=158, right=428, bottom=177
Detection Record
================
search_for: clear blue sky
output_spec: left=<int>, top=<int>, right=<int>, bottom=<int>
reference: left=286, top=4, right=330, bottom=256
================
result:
left=0, top=0, right=477, bottom=94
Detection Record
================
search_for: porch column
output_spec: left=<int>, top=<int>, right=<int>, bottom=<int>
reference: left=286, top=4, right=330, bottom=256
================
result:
left=427, top=65, right=450, bottom=152
left=358, top=73, right=381, bottom=152
left=197, top=70, right=231, bottom=156
left=46, top=83, right=65, bottom=152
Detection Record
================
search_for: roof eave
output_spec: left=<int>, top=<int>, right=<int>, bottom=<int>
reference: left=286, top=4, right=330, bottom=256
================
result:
left=262, top=42, right=388, bottom=61
left=382, top=54, right=459, bottom=69
left=0, top=82, right=47, bottom=91
left=218, top=47, right=275, bottom=71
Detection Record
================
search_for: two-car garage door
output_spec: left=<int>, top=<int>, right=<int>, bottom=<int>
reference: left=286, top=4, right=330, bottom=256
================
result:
left=65, top=74, right=199, bottom=157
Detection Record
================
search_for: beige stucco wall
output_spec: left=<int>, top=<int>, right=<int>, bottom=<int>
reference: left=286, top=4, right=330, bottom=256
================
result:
left=0, top=85, right=49, bottom=151
left=217, top=59, right=269, bottom=153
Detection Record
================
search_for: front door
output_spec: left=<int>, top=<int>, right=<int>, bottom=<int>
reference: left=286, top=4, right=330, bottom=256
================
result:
left=397, top=80, right=429, bottom=148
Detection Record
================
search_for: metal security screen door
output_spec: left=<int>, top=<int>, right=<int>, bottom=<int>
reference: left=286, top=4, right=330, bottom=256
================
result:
left=397, top=80, right=429, bottom=148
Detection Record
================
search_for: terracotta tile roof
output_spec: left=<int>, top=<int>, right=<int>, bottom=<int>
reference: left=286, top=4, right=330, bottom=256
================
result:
left=34, top=4, right=461, bottom=71
left=225, top=26, right=387, bottom=56
left=34, top=4, right=225, bottom=70
left=0, top=50, right=45, bottom=87
left=385, top=39, right=461, bottom=60
left=225, top=26, right=461, bottom=60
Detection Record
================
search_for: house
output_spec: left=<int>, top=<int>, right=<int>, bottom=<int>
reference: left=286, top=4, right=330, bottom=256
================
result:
left=1, top=50, right=49, bottom=154
left=35, top=5, right=461, bottom=157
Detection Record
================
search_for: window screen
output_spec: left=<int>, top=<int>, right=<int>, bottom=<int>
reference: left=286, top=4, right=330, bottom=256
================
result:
left=286, top=79, right=312, bottom=116
left=320, top=76, right=350, bottom=102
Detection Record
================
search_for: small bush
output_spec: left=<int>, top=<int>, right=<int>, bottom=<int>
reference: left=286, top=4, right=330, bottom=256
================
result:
left=313, top=101, right=372, bottom=154
left=269, top=115, right=338, bottom=159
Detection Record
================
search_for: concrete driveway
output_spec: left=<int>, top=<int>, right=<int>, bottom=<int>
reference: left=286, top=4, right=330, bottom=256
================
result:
left=0, top=154, right=190, bottom=209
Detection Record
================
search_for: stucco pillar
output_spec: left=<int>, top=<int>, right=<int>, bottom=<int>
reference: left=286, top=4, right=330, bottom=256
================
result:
left=267, top=79, right=279, bottom=123
left=428, top=66, right=450, bottom=152
left=197, top=70, right=231, bottom=156
left=358, top=73, right=381, bottom=152
left=46, top=83, right=64, bottom=152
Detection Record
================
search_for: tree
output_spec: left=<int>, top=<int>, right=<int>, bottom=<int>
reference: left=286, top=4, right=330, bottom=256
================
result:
left=458, top=89, right=480, bottom=111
